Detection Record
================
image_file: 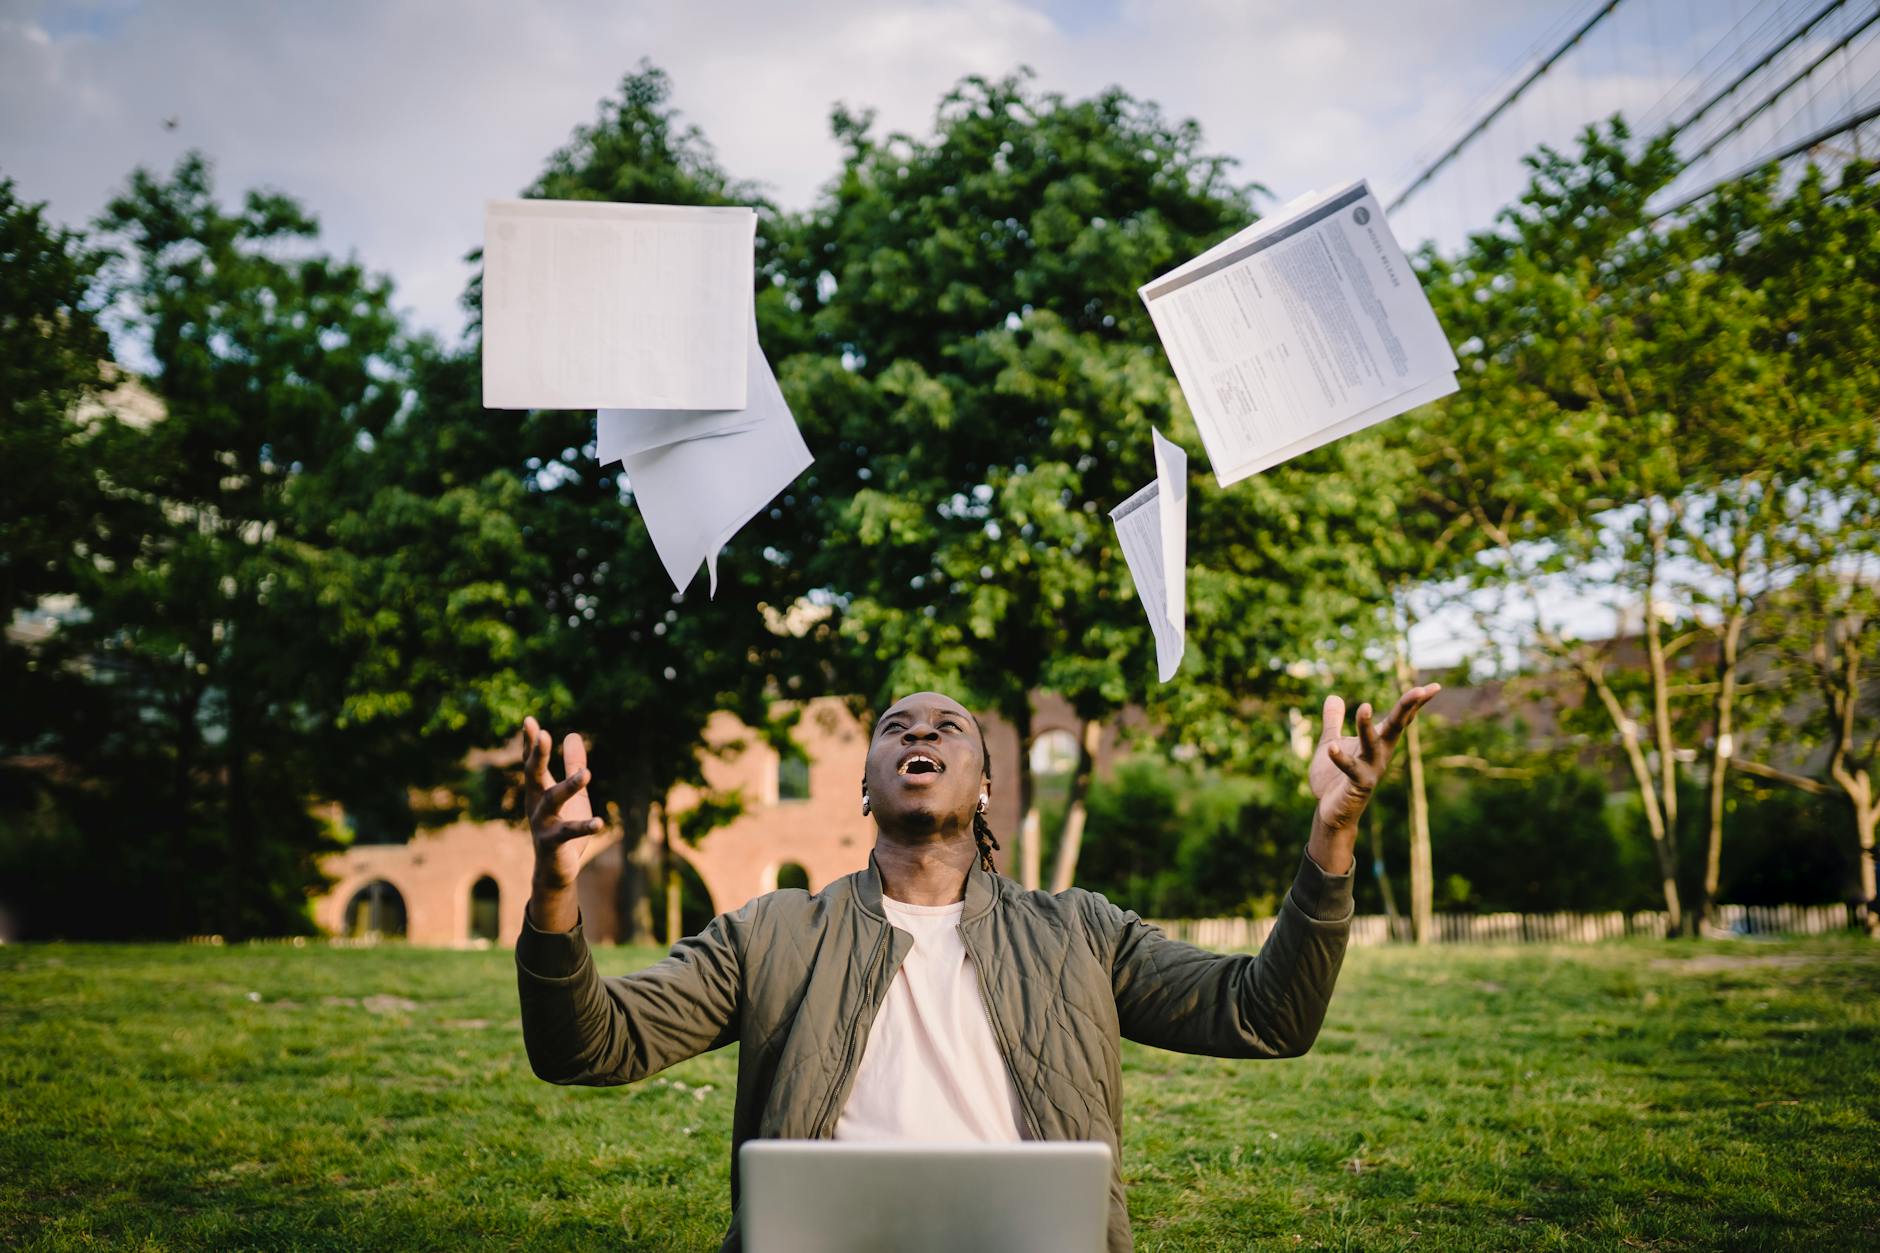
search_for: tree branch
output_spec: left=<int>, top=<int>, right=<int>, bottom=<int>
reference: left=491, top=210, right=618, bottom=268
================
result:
left=1731, top=757, right=1832, bottom=796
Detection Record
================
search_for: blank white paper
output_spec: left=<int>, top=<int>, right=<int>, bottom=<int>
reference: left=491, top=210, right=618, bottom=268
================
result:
left=1112, top=428, right=1190, bottom=683
left=595, top=331, right=775, bottom=465
left=618, top=323, right=811, bottom=597
left=1140, top=181, right=1457, bottom=486
left=482, top=199, right=755, bottom=412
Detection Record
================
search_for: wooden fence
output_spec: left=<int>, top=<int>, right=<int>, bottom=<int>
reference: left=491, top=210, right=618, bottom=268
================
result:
left=1150, top=901, right=1859, bottom=949
left=176, top=902, right=1858, bottom=950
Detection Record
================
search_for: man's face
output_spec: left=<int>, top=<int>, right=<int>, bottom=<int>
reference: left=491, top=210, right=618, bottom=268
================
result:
left=864, top=691, right=987, bottom=836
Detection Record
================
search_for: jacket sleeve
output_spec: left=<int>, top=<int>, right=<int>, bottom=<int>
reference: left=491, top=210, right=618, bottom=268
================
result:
left=515, top=907, right=743, bottom=1086
left=1094, top=851, right=1353, bottom=1059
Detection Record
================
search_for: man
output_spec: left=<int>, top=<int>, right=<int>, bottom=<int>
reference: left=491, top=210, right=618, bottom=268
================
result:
left=516, top=684, right=1439, bottom=1251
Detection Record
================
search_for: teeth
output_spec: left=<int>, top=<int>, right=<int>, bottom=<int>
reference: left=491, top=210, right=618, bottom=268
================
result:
left=898, top=754, right=941, bottom=775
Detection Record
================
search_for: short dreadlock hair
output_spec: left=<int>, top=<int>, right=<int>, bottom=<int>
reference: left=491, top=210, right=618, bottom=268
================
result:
left=968, top=714, right=1002, bottom=875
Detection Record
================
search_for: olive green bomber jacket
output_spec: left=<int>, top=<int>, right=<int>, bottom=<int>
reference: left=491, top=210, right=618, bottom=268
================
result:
left=515, top=852, right=1354, bottom=1252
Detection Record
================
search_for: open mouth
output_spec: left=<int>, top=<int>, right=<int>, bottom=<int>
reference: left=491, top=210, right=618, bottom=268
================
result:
left=897, top=752, right=944, bottom=777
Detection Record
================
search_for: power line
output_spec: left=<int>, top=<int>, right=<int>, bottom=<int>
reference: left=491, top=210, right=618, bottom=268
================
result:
left=1683, top=5, right=1880, bottom=163
left=1654, top=98, right=1880, bottom=217
left=1394, top=0, right=1602, bottom=183
left=1388, top=0, right=1628, bottom=213
left=1668, top=0, right=1847, bottom=135
left=1638, top=0, right=1803, bottom=139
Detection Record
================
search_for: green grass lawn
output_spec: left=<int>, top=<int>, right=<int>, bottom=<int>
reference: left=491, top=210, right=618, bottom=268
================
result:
left=3, top=936, right=1876, bottom=1251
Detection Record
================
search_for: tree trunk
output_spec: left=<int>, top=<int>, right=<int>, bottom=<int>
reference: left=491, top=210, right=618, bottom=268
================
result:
left=1013, top=703, right=1041, bottom=891
left=1366, top=816, right=1405, bottom=942
left=622, top=798, right=659, bottom=945
left=1817, top=615, right=1877, bottom=938
left=1404, top=716, right=1433, bottom=945
left=1048, top=719, right=1104, bottom=894
left=575, top=840, right=625, bottom=944
left=1854, top=789, right=1879, bottom=938
left=661, top=806, right=683, bottom=945
left=1640, top=562, right=1686, bottom=935
left=1395, top=636, right=1433, bottom=945
left=575, top=795, right=654, bottom=945
left=1699, top=608, right=1746, bottom=933
left=1585, top=661, right=1683, bottom=932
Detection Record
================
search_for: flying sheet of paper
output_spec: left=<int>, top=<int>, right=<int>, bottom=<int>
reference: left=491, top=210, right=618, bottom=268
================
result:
left=1230, top=370, right=1457, bottom=478
left=595, top=335, right=773, bottom=463
left=616, top=322, right=811, bottom=597
left=482, top=199, right=755, bottom=412
left=597, top=407, right=761, bottom=463
left=1111, top=429, right=1189, bottom=683
left=1140, top=181, right=1458, bottom=487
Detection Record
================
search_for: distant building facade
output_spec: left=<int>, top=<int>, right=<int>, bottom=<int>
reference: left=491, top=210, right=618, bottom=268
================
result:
left=307, top=693, right=1122, bottom=946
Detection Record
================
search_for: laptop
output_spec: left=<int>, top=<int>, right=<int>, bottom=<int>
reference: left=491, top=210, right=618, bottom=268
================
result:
left=740, top=1140, right=1112, bottom=1253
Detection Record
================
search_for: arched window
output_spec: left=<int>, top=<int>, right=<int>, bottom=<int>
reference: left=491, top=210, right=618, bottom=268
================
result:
left=343, top=880, right=407, bottom=939
left=777, top=746, right=811, bottom=802
left=469, top=876, right=500, bottom=942
left=774, top=861, right=811, bottom=892
left=1029, top=728, right=1081, bottom=777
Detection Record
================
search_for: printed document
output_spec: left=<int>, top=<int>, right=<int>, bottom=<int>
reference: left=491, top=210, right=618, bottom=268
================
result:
left=482, top=199, right=755, bottom=411
left=609, top=320, right=811, bottom=597
left=1140, top=182, right=1457, bottom=486
left=1111, top=429, right=1189, bottom=683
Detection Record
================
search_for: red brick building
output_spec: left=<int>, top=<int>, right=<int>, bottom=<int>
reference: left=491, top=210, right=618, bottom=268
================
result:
left=309, top=694, right=1122, bottom=946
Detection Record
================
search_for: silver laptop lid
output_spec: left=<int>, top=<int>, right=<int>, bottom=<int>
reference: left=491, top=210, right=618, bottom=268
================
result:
left=741, top=1140, right=1112, bottom=1253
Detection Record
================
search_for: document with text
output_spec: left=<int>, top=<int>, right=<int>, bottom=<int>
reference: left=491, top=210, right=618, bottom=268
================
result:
left=1140, top=181, right=1457, bottom=486
left=482, top=199, right=755, bottom=412
left=1111, top=428, right=1189, bottom=683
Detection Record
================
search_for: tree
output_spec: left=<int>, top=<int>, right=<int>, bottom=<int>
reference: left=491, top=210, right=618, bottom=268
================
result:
left=1418, top=123, right=1716, bottom=932
left=445, top=65, right=806, bottom=941
left=0, top=177, right=111, bottom=733
left=0, top=154, right=421, bottom=935
left=1707, top=160, right=1880, bottom=934
left=773, top=72, right=1401, bottom=892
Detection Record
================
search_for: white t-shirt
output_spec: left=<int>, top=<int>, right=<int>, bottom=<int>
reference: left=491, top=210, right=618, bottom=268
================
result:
left=833, top=897, right=1029, bottom=1142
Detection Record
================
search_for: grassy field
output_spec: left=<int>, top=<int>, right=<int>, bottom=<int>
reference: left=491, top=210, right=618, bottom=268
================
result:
left=3, top=936, right=1876, bottom=1251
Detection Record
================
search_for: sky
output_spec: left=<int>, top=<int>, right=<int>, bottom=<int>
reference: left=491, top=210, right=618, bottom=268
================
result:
left=6, top=0, right=1859, bottom=665
left=3, top=0, right=1649, bottom=343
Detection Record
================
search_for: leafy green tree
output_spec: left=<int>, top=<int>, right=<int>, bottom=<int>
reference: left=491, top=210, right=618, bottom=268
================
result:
left=1417, top=123, right=1720, bottom=932
left=1417, top=129, right=1877, bottom=934
left=0, top=178, right=112, bottom=731
left=445, top=65, right=808, bottom=941
left=1702, top=160, right=1880, bottom=933
left=0, top=177, right=116, bottom=936
left=0, top=154, right=422, bottom=935
left=773, top=72, right=1400, bottom=891
left=1075, top=755, right=1299, bottom=918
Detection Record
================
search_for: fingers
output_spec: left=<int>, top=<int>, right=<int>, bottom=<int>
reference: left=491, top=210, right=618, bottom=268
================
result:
left=1324, top=740, right=1364, bottom=783
left=522, top=716, right=554, bottom=791
left=562, top=732, right=588, bottom=778
left=1319, top=694, right=1347, bottom=745
left=1356, top=703, right=1378, bottom=759
left=540, top=816, right=605, bottom=847
left=541, top=766, right=590, bottom=814
left=1370, top=683, right=1442, bottom=745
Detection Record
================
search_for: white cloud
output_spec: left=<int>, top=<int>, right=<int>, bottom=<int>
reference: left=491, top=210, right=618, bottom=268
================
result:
left=0, top=0, right=1639, bottom=343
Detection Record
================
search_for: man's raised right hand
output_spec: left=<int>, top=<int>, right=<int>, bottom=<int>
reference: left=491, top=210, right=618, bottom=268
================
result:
left=522, top=716, right=605, bottom=901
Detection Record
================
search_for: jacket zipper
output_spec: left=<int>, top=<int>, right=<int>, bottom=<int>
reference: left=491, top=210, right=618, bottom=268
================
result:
left=966, top=929, right=1043, bottom=1140
left=813, top=924, right=893, bottom=1138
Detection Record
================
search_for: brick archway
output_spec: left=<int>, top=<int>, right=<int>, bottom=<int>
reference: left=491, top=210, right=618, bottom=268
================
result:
left=313, top=819, right=536, bottom=946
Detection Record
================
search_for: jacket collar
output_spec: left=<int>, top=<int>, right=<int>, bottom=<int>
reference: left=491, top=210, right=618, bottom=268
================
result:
left=858, top=846, right=1000, bottom=924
